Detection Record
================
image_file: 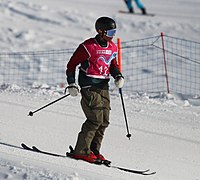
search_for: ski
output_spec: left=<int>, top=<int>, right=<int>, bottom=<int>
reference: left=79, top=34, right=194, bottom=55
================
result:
left=119, top=10, right=155, bottom=17
left=106, top=164, right=155, bottom=175
left=21, top=143, right=65, bottom=157
left=21, top=143, right=156, bottom=175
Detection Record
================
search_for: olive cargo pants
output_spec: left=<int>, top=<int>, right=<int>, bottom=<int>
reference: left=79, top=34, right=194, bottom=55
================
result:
left=73, top=87, right=110, bottom=155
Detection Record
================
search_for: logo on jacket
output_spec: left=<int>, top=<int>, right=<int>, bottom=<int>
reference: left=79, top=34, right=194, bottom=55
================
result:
left=97, top=52, right=117, bottom=65
left=97, top=50, right=112, bottom=55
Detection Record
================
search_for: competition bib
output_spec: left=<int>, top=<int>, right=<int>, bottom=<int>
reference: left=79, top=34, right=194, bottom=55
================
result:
left=83, top=39, right=117, bottom=79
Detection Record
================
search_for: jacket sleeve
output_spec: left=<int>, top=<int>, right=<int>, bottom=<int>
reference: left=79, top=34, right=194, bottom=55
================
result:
left=66, top=44, right=89, bottom=84
left=110, top=57, right=122, bottom=79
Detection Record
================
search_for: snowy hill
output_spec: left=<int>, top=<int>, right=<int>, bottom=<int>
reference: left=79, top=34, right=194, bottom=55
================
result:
left=1, top=85, right=200, bottom=180
left=0, top=0, right=200, bottom=52
left=0, top=0, right=200, bottom=179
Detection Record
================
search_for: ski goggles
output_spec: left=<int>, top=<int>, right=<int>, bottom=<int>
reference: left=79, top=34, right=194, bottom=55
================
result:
left=105, top=29, right=116, bottom=37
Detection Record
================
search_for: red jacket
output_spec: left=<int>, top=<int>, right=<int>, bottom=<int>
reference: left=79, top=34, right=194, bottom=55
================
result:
left=66, top=36, right=121, bottom=89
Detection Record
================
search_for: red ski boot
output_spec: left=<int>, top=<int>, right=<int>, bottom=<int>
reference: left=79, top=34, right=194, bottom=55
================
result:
left=71, top=151, right=98, bottom=163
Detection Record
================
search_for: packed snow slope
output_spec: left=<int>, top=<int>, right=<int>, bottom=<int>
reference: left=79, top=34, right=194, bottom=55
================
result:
left=0, top=85, right=200, bottom=180
left=0, top=0, right=200, bottom=52
left=0, top=0, right=200, bottom=180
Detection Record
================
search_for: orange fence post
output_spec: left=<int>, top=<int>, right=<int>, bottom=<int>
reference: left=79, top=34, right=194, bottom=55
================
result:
left=117, top=38, right=122, bottom=73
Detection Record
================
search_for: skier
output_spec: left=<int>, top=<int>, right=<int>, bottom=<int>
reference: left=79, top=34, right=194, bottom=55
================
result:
left=66, top=16, right=124, bottom=163
left=124, top=0, right=147, bottom=14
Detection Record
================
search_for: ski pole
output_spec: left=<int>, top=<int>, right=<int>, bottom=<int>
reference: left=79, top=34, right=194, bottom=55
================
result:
left=28, top=94, right=70, bottom=116
left=119, top=88, right=131, bottom=140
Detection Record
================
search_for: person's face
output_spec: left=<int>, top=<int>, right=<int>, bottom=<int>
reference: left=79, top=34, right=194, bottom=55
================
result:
left=103, top=35, right=113, bottom=42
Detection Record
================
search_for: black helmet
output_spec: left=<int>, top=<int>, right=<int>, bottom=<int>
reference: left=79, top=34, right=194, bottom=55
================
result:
left=95, top=16, right=116, bottom=33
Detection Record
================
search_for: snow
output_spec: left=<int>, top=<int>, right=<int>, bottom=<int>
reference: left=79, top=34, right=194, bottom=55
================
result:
left=1, top=0, right=200, bottom=52
left=0, top=0, right=200, bottom=179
